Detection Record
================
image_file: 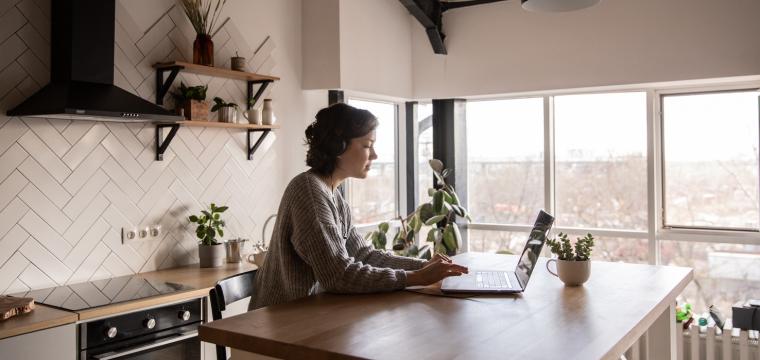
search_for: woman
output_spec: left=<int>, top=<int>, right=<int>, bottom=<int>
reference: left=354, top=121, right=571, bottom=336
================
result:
left=249, top=103, right=468, bottom=310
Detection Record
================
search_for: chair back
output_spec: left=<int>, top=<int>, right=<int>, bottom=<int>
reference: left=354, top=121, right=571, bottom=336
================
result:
left=209, top=269, right=256, bottom=360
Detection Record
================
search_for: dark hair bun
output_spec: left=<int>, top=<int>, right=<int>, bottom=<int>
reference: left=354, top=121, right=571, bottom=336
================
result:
left=305, top=103, right=378, bottom=175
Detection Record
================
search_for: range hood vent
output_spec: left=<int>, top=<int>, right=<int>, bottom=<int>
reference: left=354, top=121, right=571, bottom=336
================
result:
left=7, top=0, right=181, bottom=122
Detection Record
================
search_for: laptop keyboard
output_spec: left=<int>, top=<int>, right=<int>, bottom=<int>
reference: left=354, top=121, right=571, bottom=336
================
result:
left=476, top=271, right=513, bottom=289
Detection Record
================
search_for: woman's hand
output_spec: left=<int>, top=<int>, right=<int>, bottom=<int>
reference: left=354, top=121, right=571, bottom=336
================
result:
left=406, top=256, right=468, bottom=286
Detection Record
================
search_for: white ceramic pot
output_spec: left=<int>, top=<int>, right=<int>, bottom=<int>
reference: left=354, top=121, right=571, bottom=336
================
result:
left=243, top=108, right=261, bottom=125
left=262, top=99, right=276, bottom=125
left=546, top=259, right=591, bottom=286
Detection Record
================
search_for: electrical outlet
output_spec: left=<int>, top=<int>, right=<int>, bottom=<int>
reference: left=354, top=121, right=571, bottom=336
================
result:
left=150, top=225, right=162, bottom=238
left=122, top=227, right=138, bottom=244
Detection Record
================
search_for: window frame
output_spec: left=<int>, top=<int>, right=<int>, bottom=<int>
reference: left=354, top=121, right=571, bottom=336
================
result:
left=344, top=95, right=403, bottom=231
left=453, top=80, right=760, bottom=265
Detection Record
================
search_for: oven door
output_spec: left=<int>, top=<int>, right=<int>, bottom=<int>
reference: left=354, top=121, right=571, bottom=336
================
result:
left=82, top=330, right=200, bottom=360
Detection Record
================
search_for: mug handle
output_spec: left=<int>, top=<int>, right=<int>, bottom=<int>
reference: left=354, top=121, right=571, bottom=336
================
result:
left=546, top=258, right=559, bottom=277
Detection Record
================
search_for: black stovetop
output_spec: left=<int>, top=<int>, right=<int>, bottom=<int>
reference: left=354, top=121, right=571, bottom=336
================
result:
left=12, top=275, right=195, bottom=311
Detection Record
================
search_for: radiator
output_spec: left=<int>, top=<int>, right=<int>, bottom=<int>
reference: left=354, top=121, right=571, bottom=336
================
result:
left=678, top=324, right=759, bottom=360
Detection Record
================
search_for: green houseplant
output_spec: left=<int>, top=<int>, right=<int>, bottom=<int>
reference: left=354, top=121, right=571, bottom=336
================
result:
left=367, top=159, right=472, bottom=259
left=211, top=96, right=238, bottom=123
left=545, top=232, right=595, bottom=286
left=172, top=82, right=209, bottom=120
left=189, top=203, right=228, bottom=267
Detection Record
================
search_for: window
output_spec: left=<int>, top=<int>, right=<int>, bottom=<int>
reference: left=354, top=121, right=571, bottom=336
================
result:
left=662, top=90, right=760, bottom=230
left=554, top=92, right=648, bottom=230
left=466, top=98, right=545, bottom=226
left=660, top=240, right=760, bottom=317
left=417, top=103, right=433, bottom=207
left=345, top=99, right=398, bottom=224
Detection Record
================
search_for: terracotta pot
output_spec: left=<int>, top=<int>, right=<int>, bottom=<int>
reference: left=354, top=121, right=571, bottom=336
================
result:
left=198, top=243, right=225, bottom=268
left=193, top=34, right=214, bottom=67
left=546, top=259, right=591, bottom=286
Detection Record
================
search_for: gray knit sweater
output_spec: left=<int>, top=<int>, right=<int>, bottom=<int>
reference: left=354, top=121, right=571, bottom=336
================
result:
left=249, top=170, right=426, bottom=310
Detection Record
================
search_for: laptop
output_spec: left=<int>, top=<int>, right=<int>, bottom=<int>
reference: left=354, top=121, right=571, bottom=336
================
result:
left=441, top=210, right=555, bottom=294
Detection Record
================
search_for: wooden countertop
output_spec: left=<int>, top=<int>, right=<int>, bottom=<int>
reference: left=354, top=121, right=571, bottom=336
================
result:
left=200, top=253, right=692, bottom=360
left=0, top=304, right=78, bottom=340
left=78, top=262, right=257, bottom=321
left=1, top=261, right=257, bottom=338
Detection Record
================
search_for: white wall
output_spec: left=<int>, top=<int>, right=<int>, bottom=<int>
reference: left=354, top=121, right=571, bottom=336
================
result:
left=0, top=0, right=305, bottom=295
left=339, top=0, right=413, bottom=98
left=412, top=0, right=760, bottom=98
left=302, top=0, right=341, bottom=90
left=302, top=0, right=414, bottom=98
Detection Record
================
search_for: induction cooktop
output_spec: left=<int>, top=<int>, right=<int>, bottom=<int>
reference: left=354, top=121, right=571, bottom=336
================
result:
left=12, top=275, right=195, bottom=312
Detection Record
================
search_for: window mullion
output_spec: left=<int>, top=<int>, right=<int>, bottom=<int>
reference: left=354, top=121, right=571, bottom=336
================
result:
left=648, top=90, right=660, bottom=265
left=543, top=96, right=555, bottom=217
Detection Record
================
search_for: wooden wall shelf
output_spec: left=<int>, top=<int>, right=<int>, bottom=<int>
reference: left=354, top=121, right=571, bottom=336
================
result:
left=154, top=121, right=279, bottom=161
left=153, top=61, right=278, bottom=111
left=152, top=61, right=281, bottom=162
left=154, top=61, right=280, bottom=82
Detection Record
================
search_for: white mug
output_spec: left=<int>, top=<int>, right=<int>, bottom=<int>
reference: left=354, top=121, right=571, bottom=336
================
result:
left=243, top=108, right=262, bottom=125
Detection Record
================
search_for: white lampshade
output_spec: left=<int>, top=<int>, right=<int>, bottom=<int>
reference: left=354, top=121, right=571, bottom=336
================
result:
left=521, top=0, right=601, bottom=12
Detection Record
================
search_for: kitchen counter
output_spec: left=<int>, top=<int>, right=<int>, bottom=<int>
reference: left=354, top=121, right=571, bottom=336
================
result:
left=78, top=261, right=257, bottom=321
left=0, top=261, right=257, bottom=337
left=0, top=304, right=78, bottom=340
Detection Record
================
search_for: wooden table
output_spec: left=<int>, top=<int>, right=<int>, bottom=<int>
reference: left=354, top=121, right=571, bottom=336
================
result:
left=199, top=253, right=692, bottom=360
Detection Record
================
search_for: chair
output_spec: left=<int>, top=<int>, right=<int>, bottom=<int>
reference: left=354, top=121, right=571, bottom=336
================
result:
left=209, top=270, right=257, bottom=360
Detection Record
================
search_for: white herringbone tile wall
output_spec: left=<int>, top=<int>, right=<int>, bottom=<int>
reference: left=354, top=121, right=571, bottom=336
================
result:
left=0, top=0, right=281, bottom=295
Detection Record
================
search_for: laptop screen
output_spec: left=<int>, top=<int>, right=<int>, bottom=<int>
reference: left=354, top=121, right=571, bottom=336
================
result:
left=514, top=210, right=555, bottom=288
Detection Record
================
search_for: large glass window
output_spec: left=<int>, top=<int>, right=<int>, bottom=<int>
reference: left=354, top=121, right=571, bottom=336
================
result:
left=554, top=92, right=648, bottom=230
left=660, top=240, right=760, bottom=317
left=346, top=99, right=397, bottom=224
left=466, top=98, right=545, bottom=227
left=662, top=91, right=760, bottom=230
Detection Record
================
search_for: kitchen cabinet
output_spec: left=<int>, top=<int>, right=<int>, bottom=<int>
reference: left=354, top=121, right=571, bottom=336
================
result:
left=0, top=323, right=76, bottom=360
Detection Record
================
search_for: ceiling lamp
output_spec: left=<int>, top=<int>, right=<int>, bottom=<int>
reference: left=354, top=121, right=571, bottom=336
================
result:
left=521, top=0, right=601, bottom=12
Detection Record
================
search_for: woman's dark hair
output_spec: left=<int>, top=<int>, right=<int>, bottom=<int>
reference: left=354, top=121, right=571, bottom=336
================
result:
left=305, top=103, right=378, bottom=175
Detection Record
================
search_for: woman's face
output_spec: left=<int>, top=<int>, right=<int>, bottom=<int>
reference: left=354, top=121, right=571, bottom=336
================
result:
left=336, top=130, right=377, bottom=179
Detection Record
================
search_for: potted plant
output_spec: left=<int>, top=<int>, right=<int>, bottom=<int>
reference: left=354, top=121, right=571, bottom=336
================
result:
left=211, top=97, right=238, bottom=123
left=545, top=232, right=595, bottom=286
left=189, top=203, right=228, bottom=268
left=366, top=159, right=472, bottom=259
left=172, top=82, right=209, bottom=121
left=179, top=0, right=227, bottom=66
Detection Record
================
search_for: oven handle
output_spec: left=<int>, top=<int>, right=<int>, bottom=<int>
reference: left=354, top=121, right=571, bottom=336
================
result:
left=91, top=331, right=198, bottom=360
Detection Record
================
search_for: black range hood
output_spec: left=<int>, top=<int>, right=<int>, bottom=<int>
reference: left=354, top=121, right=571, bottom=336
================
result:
left=7, top=0, right=181, bottom=122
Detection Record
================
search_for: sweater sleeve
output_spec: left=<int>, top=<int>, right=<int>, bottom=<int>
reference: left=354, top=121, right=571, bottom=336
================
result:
left=346, top=227, right=427, bottom=271
left=288, top=178, right=408, bottom=293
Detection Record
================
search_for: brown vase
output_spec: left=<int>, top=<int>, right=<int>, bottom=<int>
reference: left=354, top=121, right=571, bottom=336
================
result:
left=193, top=34, right=214, bottom=66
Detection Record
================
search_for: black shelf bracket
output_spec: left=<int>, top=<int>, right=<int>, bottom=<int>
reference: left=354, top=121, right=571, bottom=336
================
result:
left=247, top=129, right=270, bottom=160
left=155, top=66, right=183, bottom=105
left=155, top=123, right=180, bottom=161
left=247, top=80, right=273, bottom=109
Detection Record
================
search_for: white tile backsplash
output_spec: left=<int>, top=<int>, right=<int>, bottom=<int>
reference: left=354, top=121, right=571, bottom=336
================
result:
left=0, top=0, right=278, bottom=294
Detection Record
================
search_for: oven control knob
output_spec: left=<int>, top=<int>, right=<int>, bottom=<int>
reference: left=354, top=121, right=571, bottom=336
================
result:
left=105, top=326, right=118, bottom=339
left=179, top=310, right=191, bottom=321
left=144, top=317, right=156, bottom=329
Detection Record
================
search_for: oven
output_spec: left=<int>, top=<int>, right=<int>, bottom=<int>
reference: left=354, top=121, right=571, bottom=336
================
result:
left=79, top=299, right=202, bottom=360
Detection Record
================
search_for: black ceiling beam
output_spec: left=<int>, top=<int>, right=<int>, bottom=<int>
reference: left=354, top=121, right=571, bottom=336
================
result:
left=399, top=0, right=446, bottom=54
left=440, top=0, right=508, bottom=11
left=400, top=0, right=508, bottom=55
